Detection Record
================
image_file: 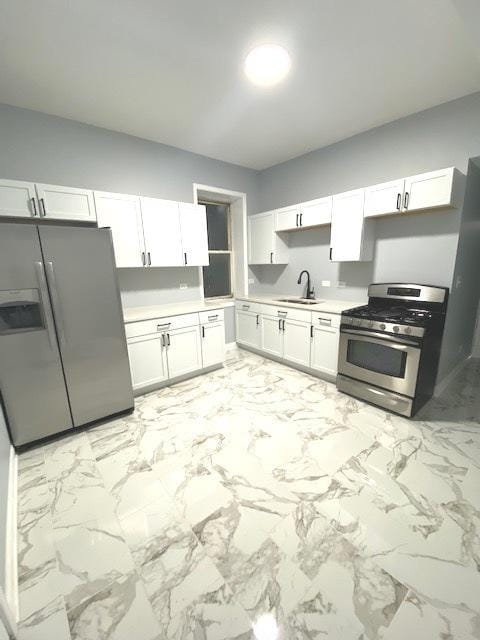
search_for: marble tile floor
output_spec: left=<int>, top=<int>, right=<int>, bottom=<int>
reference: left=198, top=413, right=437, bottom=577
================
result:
left=15, top=349, right=480, bottom=639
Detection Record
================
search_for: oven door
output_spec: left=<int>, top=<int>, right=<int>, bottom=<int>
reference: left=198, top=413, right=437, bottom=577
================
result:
left=338, top=328, right=421, bottom=397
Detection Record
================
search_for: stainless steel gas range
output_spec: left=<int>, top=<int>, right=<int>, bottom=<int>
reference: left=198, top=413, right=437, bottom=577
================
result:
left=337, top=283, right=449, bottom=417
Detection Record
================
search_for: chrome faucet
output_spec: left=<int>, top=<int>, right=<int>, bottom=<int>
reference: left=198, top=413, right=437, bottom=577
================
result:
left=297, top=270, right=315, bottom=299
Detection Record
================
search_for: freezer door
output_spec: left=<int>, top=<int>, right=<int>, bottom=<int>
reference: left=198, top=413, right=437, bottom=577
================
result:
left=38, top=226, right=134, bottom=425
left=0, top=224, right=73, bottom=446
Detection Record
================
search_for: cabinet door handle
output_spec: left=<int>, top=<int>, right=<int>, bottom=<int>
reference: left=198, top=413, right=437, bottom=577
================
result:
left=147, top=252, right=151, bottom=266
left=278, top=318, right=282, bottom=331
left=282, top=319, right=285, bottom=331
left=404, top=191, right=409, bottom=210
left=299, top=213, right=303, bottom=226
left=141, top=252, right=146, bottom=266
left=270, top=251, right=274, bottom=264
left=329, top=247, right=333, bottom=261
left=184, top=252, right=188, bottom=265
left=166, top=333, right=171, bottom=346
left=30, top=197, right=38, bottom=217
left=256, top=314, right=259, bottom=326
left=296, top=213, right=299, bottom=227
left=202, top=326, right=205, bottom=338
left=396, top=193, right=401, bottom=211
left=161, top=333, right=166, bottom=347
left=39, top=197, right=47, bottom=217
left=310, top=324, right=313, bottom=338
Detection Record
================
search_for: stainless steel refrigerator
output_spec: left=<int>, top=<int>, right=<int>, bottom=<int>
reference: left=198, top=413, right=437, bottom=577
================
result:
left=0, top=223, right=134, bottom=447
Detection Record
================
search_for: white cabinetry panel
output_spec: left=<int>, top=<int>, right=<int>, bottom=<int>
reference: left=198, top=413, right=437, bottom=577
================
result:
left=236, top=310, right=261, bottom=349
left=36, top=183, right=96, bottom=221
left=140, top=197, right=183, bottom=267
left=179, top=203, right=209, bottom=266
left=127, top=334, right=168, bottom=390
left=283, top=319, right=311, bottom=367
left=94, top=191, right=145, bottom=268
left=261, top=315, right=283, bottom=357
left=330, top=189, right=373, bottom=262
left=300, top=196, right=332, bottom=228
left=276, top=206, right=301, bottom=231
left=364, top=179, right=404, bottom=218
left=201, top=322, right=225, bottom=367
left=166, top=326, right=202, bottom=378
left=248, top=211, right=288, bottom=265
left=0, top=179, right=37, bottom=218
left=404, top=167, right=459, bottom=212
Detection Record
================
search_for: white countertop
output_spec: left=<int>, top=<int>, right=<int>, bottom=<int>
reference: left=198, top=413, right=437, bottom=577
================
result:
left=123, top=299, right=234, bottom=323
left=236, top=295, right=365, bottom=314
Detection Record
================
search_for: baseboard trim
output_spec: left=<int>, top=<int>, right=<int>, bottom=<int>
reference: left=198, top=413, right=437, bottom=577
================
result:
left=434, top=355, right=470, bottom=397
left=225, top=342, right=238, bottom=353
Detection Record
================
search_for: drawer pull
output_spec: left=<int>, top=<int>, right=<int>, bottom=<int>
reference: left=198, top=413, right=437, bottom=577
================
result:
left=277, top=310, right=288, bottom=317
left=242, top=304, right=250, bottom=310
left=157, top=322, right=171, bottom=330
left=318, top=317, right=332, bottom=326
left=207, top=314, right=218, bottom=320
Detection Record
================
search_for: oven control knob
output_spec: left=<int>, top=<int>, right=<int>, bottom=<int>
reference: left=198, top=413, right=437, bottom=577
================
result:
left=393, top=326, right=399, bottom=333
left=404, top=327, right=412, bottom=335
left=380, top=323, right=386, bottom=331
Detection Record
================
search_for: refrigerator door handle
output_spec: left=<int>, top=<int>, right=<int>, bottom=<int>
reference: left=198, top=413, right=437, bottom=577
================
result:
left=45, top=261, right=67, bottom=348
left=34, top=261, right=57, bottom=350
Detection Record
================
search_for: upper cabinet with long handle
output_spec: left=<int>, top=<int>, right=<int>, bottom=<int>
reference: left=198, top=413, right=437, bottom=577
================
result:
left=0, top=178, right=96, bottom=222
left=140, top=197, right=183, bottom=267
left=94, top=191, right=146, bottom=268
left=96, top=192, right=209, bottom=269
left=248, top=211, right=288, bottom=265
left=330, top=188, right=374, bottom=262
left=179, top=203, right=209, bottom=266
left=275, top=197, right=332, bottom=232
left=364, top=168, right=463, bottom=218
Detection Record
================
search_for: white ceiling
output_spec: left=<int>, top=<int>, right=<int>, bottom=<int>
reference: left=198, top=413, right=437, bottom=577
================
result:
left=1, top=0, right=480, bottom=170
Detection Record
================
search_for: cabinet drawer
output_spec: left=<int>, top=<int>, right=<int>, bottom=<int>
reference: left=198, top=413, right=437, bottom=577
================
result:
left=261, top=304, right=311, bottom=324
left=199, top=309, right=225, bottom=324
left=312, top=312, right=340, bottom=329
left=125, top=312, right=199, bottom=338
left=235, top=300, right=262, bottom=314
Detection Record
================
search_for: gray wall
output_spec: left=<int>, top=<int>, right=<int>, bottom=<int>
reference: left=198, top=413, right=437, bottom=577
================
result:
left=251, top=92, right=480, bottom=303
left=0, top=407, right=11, bottom=593
left=0, top=103, right=260, bottom=307
left=439, top=159, right=480, bottom=378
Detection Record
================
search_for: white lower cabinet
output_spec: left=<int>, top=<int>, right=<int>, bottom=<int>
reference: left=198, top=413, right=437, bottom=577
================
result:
left=261, top=315, right=284, bottom=357
left=127, top=334, right=168, bottom=391
left=126, top=310, right=225, bottom=394
left=166, top=326, right=202, bottom=378
left=283, top=319, right=311, bottom=367
left=236, top=300, right=341, bottom=379
left=236, top=309, right=261, bottom=349
left=201, top=322, right=225, bottom=367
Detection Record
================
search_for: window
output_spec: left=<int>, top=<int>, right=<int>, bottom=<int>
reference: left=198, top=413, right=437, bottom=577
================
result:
left=201, top=201, right=232, bottom=298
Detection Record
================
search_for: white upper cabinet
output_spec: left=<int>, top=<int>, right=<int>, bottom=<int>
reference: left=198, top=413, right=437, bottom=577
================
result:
left=403, top=167, right=461, bottom=212
left=0, top=179, right=37, bottom=218
left=300, top=196, right=332, bottom=228
left=330, top=189, right=374, bottom=262
left=248, top=211, right=289, bottom=264
left=140, top=198, right=183, bottom=267
left=364, top=179, right=405, bottom=218
left=179, top=203, right=209, bottom=266
left=275, top=206, right=301, bottom=231
left=35, top=183, right=96, bottom=221
left=94, top=191, right=145, bottom=268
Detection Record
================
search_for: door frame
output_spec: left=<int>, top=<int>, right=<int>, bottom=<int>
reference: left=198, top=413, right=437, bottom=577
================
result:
left=193, top=184, right=248, bottom=298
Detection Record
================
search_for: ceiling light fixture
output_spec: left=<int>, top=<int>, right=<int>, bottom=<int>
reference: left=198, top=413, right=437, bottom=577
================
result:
left=244, top=44, right=291, bottom=87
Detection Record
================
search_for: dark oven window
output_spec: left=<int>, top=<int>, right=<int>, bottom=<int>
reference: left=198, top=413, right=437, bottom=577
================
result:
left=347, top=339, right=407, bottom=378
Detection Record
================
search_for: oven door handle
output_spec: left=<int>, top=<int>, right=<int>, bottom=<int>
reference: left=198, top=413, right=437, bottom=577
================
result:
left=341, top=328, right=419, bottom=347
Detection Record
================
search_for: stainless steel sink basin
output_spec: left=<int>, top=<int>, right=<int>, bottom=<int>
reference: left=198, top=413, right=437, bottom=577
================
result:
left=277, top=298, right=322, bottom=305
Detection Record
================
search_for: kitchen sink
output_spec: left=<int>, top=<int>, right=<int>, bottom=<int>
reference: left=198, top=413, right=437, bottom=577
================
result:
left=277, top=298, right=323, bottom=305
